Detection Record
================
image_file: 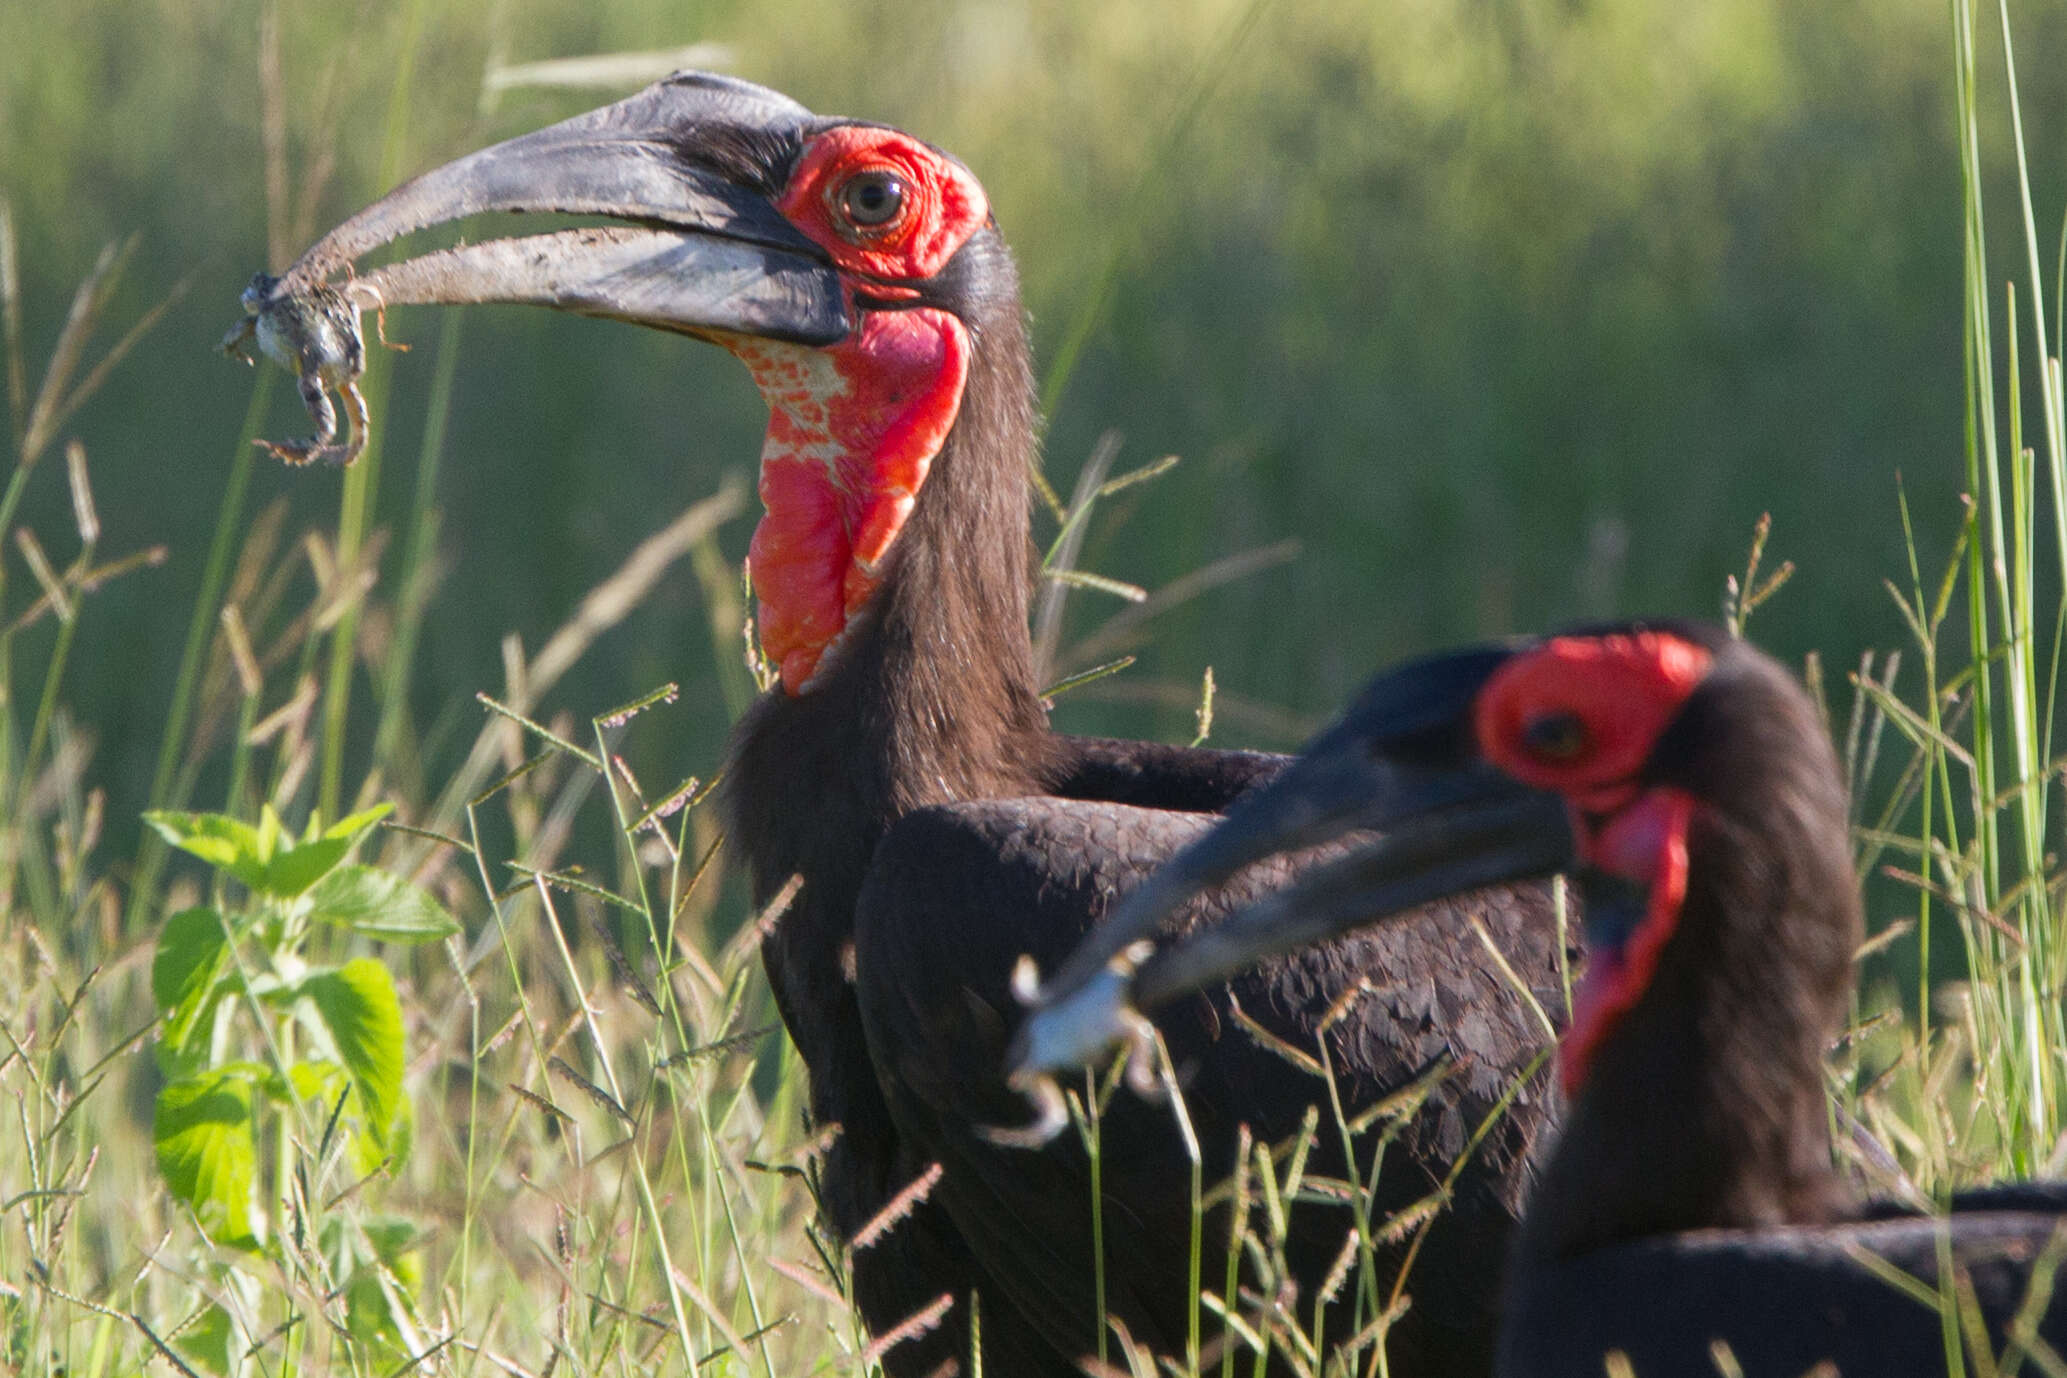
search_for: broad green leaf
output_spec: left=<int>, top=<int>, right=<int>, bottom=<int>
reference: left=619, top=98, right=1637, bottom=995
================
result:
left=322, top=804, right=395, bottom=842
left=260, top=842, right=351, bottom=899
left=255, top=805, right=283, bottom=866
left=154, top=907, right=230, bottom=1074
left=154, top=1070, right=262, bottom=1247
left=344, top=1271, right=407, bottom=1356
left=304, top=960, right=405, bottom=1151
left=173, top=1303, right=240, bottom=1377
left=262, top=804, right=393, bottom=898
left=290, top=1058, right=395, bottom=1174
left=307, top=866, right=459, bottom=944
left=360, top=1215, right=423, bottom=1272
left=143, top=811, right=267, bottom=891
left=377, top=1090, right=416, bottom=1176
left=288, top=1058, right=349, bottom=1118
left=329, top=1211, right=423, bottom=1359
left=145, top=804, right=396, bottom=899
left=153, top=907, right=227, bottom=1015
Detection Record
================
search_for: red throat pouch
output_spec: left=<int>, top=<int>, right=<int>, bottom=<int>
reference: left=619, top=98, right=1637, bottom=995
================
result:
left=1560, top=787, right=1695, bottom=1096
left=733, top=308, right=970, bottom=693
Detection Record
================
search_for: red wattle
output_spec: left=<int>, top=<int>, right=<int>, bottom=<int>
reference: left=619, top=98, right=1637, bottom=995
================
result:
left=1560, top=787, right=1696, bottom=1096
left=734, top=309, right=970, bottom=694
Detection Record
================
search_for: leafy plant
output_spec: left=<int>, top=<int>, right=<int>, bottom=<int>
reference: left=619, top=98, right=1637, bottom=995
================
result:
left=141, top=802, right=455, bottom=1371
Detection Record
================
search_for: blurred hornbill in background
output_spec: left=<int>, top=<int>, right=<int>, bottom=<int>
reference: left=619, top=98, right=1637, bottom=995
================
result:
left=1017, top=621, right=2067, bottom=1375
left=271, top=72, right=1566, bottom=1377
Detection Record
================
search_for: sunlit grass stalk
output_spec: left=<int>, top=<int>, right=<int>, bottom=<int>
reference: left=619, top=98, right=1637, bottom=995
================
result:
left=1072, top=1079, right=1112, bottom=1375
left=591, top=706, right=782, bottom=1378
left=1939, top=0, right=2067, bottom=1174
left=1992, top=0, right=2067, bottom=1150
left=1950, top=0, right=2012, bottom=1156
left=531, top=872, right=706, bottom=1368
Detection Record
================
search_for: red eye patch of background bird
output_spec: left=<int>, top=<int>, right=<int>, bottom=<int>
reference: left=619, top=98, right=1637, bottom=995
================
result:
left=1474, top=630, right=1711, bottom=813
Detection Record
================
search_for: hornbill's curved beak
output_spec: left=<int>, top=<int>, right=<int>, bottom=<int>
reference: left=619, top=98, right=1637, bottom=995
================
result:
left=272, top=71, right=848, bottom=345
left=1007, top=643, right=1579, bottom=1083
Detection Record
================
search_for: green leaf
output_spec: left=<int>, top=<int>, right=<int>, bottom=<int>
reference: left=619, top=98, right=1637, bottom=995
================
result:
left=144, top=804, right=396, bottom=899
left=260, top=842, right=351, bottom=898
left=360, top=1215, right=423, bottom=1271
left=304, top=960, right=405, bottom=1151
left=261, top=804, right=394, bottom=898
left=153, top=906, right=227, bottom=1013
left=306, top=866, right=459, bottom=944
left=255, top=805, right=283, bottom=866
left=143, top=811, right=267, bottom=891
left=288, top=1057, right=348, bottom=1110
left=288, top=1057, right=339, bottom=1093
left=154, top=907, right=230, bottom=1072
left=173, top=1303, right=240, bottom=1377
left=343, top=1271, right=406, bottom=1355
left=322, top=804, right=395, bottom=842
left=154, top=1070, right=262, bottom=1247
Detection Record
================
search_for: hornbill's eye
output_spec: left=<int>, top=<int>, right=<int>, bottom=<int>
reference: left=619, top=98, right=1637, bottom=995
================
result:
left=1523, top=711, right=1589, bottom=761
left=837, top=170, right=907, bottom=231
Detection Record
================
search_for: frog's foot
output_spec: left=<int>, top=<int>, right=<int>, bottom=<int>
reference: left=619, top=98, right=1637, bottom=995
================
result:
left=255, top=435, right=362, bottom=467
left=343, top=269, right=407, bottom=355
left=255, top=437, right=324, bottom=467
left=259, top=378, right=366, bottom=468
left=330, top=382, right=371, bottom=467
left=370, top=299, right=409, bottom=354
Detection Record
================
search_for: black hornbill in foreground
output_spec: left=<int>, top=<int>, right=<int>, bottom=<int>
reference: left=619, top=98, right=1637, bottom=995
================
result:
left=265, top=73, right=1567, bottom=1376
left=1016, top=621, right=2067, bottom=1375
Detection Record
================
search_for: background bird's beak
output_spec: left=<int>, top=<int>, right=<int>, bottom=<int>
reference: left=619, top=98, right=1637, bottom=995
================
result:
left=273, top=72, right=849, bottom=345
left=1008, top=644, right=1577, bottom=1080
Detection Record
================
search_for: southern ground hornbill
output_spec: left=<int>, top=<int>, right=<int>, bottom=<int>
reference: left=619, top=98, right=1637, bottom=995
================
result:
left=261, top=72, right=1567, bottom=1376
left=1018, top=621, right=2067, bottom=1375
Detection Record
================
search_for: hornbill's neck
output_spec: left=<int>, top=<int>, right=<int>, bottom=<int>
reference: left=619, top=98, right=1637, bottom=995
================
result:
left=1514, top=644, right=1858, bottom=1260
left=724, top=249, right=1055, bottom=905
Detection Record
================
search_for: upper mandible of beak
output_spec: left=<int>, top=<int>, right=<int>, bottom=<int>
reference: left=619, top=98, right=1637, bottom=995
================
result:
left=268, top=70, right=850, bottom=346
left=1007, top=642, right=1577, bottom=1082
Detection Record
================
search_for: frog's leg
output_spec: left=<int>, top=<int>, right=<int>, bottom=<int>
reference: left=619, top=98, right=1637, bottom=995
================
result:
left=331, top=381, right=371, bottom=467
left=369, top=300, right=409, bottom=355
left=220, top=317, right=258, bottom=363
left=347, top=270, right=407, bottom=355
left=255, top=368, right=340, bottom=467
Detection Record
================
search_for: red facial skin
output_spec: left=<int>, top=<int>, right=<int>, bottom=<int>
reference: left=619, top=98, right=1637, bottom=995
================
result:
left=732, top=128, right=991, bottom=694
left=1475, top=631, right=1713, bottom=1094
left=776, top=125, right=990, bottom=282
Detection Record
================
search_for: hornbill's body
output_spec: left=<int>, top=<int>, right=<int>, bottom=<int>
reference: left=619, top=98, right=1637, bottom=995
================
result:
left=1018, top=622, right=2067, bottom=1375
left=267, top=73, right=1564, bottom=1377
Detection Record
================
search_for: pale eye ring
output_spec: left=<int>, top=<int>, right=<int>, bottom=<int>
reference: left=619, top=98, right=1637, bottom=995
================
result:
left=1522, top=711, right=1589, bottom=761
left=836, top=170, right=907, bottom=231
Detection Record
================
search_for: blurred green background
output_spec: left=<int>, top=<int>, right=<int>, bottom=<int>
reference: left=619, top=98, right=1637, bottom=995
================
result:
left=3, top=0, right=2061, bottom=839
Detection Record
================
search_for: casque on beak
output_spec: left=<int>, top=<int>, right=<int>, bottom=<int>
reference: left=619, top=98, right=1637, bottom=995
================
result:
left=1007, top=643, right=1579, bottom=1084
left=269, top=71, right=849, bottom=346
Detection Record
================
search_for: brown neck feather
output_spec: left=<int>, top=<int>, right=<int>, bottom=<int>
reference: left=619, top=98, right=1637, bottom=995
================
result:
left=724, top=252, right=1055, bottom=910
left=1519, top=649, right=1861, bottom=1261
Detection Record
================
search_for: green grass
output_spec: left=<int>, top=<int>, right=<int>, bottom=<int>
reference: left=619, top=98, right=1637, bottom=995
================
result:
left=4, top=2, right=2067, bottom=1376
